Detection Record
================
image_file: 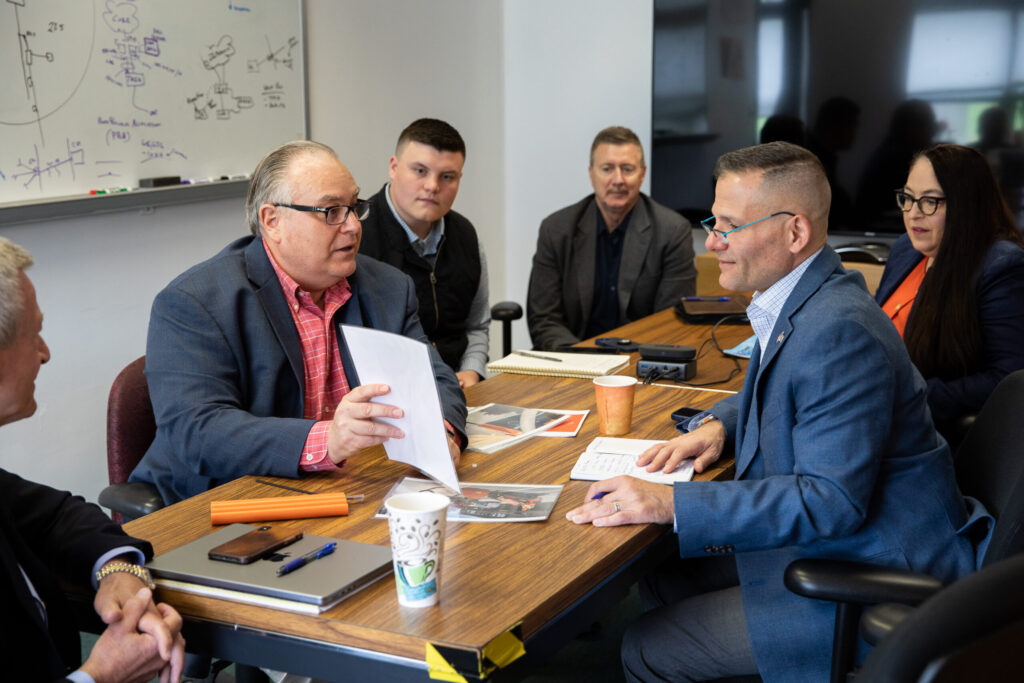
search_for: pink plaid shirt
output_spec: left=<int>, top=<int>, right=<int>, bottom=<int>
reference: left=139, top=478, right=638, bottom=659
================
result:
left=263, top=240, right=352, bottom=472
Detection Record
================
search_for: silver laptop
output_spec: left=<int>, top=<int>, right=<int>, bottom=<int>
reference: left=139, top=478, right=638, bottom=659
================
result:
left=148, top=523, right=393, bottom=607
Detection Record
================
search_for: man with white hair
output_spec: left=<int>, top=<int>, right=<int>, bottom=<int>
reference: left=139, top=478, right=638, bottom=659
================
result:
left=131, top=140, right=467, bottom=506
left=0, top=237, right=184, bottom=682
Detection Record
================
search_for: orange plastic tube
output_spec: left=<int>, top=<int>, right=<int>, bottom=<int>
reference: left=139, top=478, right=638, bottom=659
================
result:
left=210, top=493, right=350, bottom=525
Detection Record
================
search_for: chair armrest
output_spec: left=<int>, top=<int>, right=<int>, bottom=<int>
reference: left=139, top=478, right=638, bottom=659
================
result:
left=784, top=558, right=944, bottom=606
left=860, top=602, right=915, bottom=646
left=490, top=301, right=523, bottom=322
left=98, top=482, right=164, bottom=521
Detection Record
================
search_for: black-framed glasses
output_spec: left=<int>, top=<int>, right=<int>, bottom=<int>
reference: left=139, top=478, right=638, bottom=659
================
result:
left=700, top=211, right=795, bottom=243
left=894, top=190, right=945, bottom=216
left=273, top=200, right=370, bottom=225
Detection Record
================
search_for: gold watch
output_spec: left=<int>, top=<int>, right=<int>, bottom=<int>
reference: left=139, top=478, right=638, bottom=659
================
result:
left=94, top=562, right=155, bottom=590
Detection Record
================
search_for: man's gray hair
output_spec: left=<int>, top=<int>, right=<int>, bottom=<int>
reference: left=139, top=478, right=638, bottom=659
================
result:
left=590, top=126, right=645, bottom=167
left=0, top=237, right=33, bottom=348
left=246, top=140, right=339, bottom=236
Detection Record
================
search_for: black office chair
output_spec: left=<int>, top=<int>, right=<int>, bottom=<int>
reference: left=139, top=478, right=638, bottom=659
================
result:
left=856, top=552, right=1024, bottom=682
left=784, top=369, right=1024, bottom=682
left=491, top=301, right=523, bottom=357
left=834, top=242, right=891, bottom=264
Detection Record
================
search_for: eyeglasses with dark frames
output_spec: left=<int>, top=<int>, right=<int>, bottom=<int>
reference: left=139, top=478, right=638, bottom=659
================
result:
left=273, top=199, right=371, bottom=225
left=894, top=190, right=945, bottom=216
left=700, top=211, right=796, bottom=243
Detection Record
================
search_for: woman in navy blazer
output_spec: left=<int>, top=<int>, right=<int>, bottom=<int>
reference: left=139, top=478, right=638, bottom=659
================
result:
left=876, top=144, right=1024, bottom=433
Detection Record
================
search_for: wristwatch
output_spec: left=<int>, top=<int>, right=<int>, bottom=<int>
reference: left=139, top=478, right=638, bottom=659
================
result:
left=94, top=562, right=155, bottom=590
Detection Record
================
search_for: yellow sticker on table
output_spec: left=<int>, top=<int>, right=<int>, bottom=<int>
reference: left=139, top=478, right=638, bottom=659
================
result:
left=426, top=622, right=525, bottom=680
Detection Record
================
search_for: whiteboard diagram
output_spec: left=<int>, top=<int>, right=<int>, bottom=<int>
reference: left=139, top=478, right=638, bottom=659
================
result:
left=0, top=0, right=96, bottom=144
left=0, top=0, right=306, bottom=205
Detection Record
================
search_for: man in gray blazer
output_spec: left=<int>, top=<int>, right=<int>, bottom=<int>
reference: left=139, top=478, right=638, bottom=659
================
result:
left=526, top=126, right=696, bottom=350
left=131, top=140, right=466, bottom=505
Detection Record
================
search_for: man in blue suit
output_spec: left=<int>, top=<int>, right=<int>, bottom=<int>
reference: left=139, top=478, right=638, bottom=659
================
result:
left=131, top=140, right=467, bottom=506
left=567, top=142, right=991, bottom=682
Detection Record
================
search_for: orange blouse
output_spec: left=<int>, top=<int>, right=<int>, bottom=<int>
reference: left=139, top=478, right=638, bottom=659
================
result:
left=881, top=258, right=928, bottom=338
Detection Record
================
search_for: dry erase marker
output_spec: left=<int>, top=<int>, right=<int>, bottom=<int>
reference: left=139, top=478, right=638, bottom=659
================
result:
left=182, top=177, right=213, bottom=185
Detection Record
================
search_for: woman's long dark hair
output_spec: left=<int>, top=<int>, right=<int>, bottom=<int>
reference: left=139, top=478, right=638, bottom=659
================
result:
left=904, top=144, right=1024, bottom=379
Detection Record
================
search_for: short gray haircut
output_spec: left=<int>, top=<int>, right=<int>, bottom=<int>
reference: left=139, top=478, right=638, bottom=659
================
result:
left=246, top=140, right=339, bottom=236
left=590, top=126, right=645, bottom=167
left=714, top=141, right=831, bottom=225
left=0, top=237, right=33, bottom=348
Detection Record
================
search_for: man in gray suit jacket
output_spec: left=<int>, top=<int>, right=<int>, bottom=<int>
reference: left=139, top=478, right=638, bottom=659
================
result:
left=131, top=141, right=466, bottom=505
left=567, top=142, right=991, bottom=682
left=526, top=126, right=696, bottom=350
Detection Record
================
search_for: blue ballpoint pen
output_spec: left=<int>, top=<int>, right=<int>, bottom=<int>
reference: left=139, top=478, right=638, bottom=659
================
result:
left=684, top=296, right=730, bottom=302
left=276, top=542, right=336, bottom=576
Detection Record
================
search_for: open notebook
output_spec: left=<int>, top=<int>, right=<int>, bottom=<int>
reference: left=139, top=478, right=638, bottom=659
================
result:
left=486, top=350, right=629, bottom=379
left=571, top=437, right=694, bottom=485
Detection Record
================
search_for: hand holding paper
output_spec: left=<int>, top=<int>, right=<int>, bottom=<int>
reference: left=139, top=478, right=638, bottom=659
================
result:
left=327, top=383, right=405, bottom=464
left=341, top=325, right=461, bottom=492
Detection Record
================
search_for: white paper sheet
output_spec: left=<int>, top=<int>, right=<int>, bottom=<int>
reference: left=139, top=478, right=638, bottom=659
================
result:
left=341, top=325, right=460, bottom=492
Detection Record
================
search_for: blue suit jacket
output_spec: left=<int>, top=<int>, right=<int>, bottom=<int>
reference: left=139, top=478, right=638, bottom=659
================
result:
left=875, top=233, right=1024, bottom=423
left=676, top=247, right=992, bottom=681
left=131, top=236, right=467, bottom=505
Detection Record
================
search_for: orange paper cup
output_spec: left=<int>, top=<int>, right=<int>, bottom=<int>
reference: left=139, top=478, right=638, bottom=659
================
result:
left=593, top=375, right=638, bottom=436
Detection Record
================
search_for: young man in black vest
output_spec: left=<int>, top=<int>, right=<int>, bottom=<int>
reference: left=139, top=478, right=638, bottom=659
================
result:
left=360, top=118, right=489, bottom=388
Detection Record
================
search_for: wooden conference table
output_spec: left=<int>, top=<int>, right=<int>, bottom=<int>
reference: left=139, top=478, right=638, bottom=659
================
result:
left=123, top=308, right=753, bottom=681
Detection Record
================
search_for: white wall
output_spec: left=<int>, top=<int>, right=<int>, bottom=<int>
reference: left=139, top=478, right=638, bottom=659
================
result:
left=0, top=199, right=246, bottom=502
left=0, top=0, right=655, bottom=505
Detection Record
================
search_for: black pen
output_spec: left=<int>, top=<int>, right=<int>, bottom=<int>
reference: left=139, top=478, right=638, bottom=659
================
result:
left=514, top=350, right=563, bottom=362
left=276, top=542, right=336, bottom=577
left=255, top=480, right=364, bottom=502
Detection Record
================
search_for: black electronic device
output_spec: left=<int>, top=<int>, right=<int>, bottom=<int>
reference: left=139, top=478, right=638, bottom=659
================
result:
left=594, top=337, right=640, bottom=352
left=208, top=525, right=303, bottom=564
left=638, top=343, right=696, bottom=363
left=670, top=406, right=702, bottom=423
left=636, top=359, right=697, bottom=381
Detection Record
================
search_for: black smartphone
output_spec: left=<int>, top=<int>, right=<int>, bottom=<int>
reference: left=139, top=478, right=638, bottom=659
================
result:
left=208, top=525, right=303, bottom=564
left=670, top=406, right=702, bottom=423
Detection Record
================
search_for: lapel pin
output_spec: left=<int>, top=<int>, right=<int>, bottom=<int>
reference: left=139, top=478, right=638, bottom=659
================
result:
left=776, top=332, right=786, bottom=344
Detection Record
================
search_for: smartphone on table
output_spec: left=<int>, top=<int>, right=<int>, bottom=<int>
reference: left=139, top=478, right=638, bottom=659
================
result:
left=207, top=525, right=303, bottom=564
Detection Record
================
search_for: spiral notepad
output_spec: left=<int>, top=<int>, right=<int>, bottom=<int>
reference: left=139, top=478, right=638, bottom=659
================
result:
left=486, top=350, right=629, bottom=379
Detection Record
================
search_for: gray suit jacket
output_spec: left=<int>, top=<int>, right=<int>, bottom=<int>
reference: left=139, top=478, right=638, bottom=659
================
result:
left=526, top=193, right=695, bottom=350
left=131, top=236, right=466, bottom=505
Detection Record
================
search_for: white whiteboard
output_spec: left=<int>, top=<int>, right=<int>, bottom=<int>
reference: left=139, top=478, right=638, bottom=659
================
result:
left=0, top=0, right=306, bottom=207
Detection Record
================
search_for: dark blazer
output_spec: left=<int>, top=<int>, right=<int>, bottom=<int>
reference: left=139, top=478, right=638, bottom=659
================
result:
left=131, top=236, right=467, bottom=505
left=0, top=468, right=152, bottom=681
left=526, top=194, right=696, bottom=350
left=678, top=248, right=992, bottom=681
left=875, top=233, right=1024, bottom=423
